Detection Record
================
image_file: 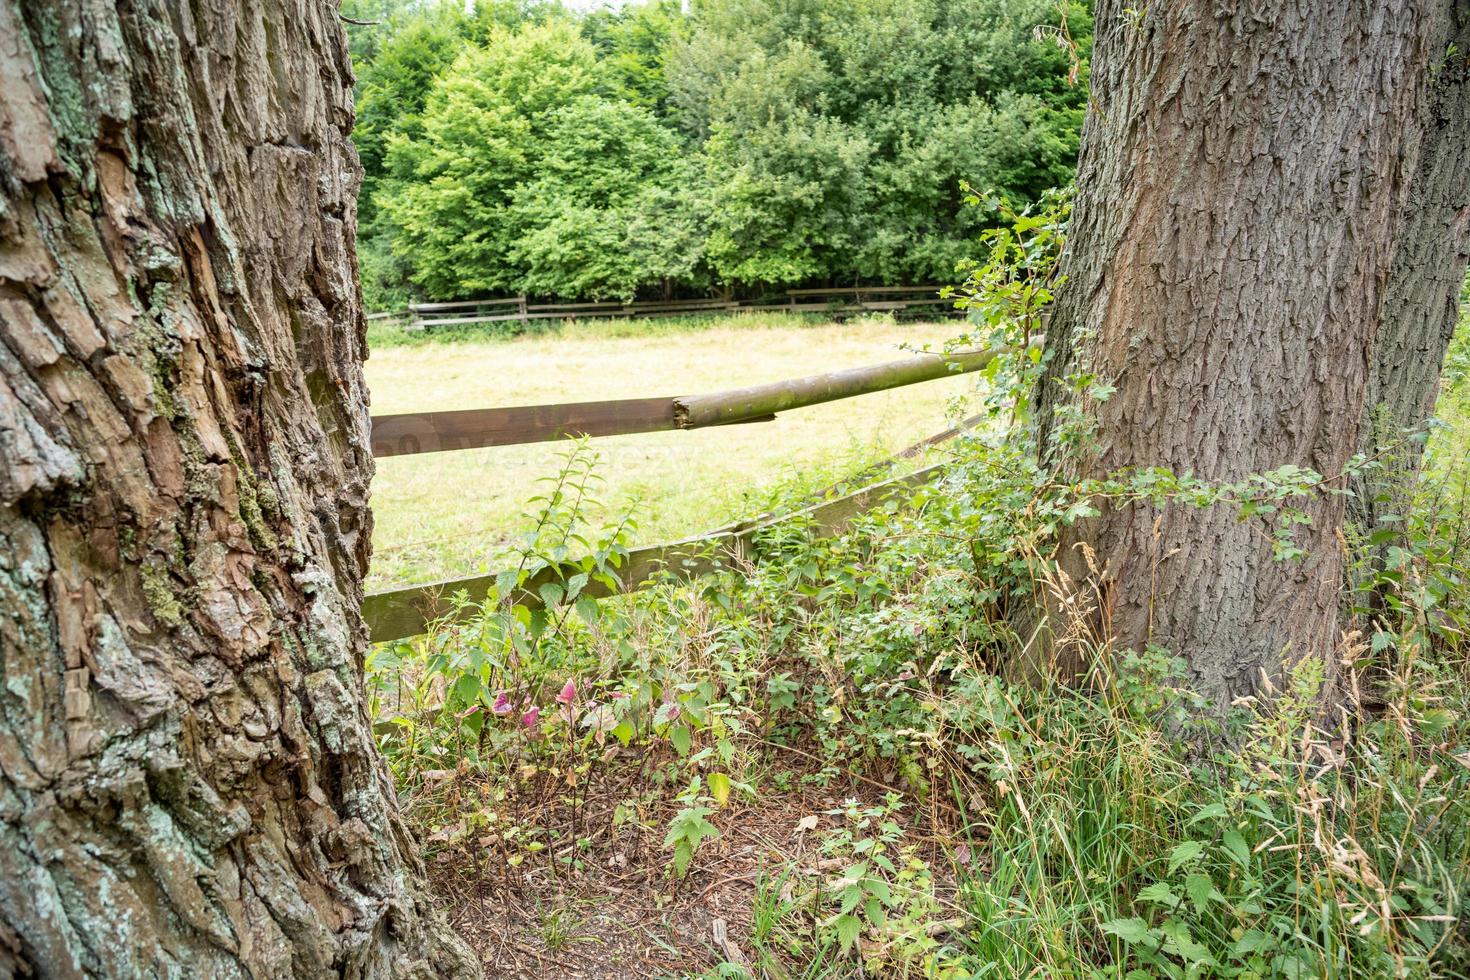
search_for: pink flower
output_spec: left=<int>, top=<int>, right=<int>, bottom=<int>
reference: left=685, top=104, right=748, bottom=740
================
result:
left=521, top=706, right=540, bottom=729
left=491, top=691, right=513, bottom=715
left=610, top=691, right=629, bottom=700
left=556, top=679, right=578, bottom=705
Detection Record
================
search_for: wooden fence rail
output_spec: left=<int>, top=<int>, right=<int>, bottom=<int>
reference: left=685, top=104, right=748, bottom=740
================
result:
left=362, top=463, right=945, bottom=644
left=370, top=347, right=999, bottom=458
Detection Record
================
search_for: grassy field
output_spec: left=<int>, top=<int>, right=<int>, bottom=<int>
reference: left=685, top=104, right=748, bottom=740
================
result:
left=365, top=313, right=981, bottom=590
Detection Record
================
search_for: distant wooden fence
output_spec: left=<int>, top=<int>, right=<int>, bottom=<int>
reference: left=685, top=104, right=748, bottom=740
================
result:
left=363, top=343, right=1001, bottom=643
left=388, top=286, right=956, bottom=331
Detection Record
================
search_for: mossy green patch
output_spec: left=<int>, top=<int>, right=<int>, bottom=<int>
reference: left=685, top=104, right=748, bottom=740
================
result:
left=141, top=562, right=184, bottom=629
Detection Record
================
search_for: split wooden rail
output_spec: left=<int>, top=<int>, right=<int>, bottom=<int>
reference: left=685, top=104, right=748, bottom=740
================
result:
left=364, top=345, right=1001, bottom=643
left=369, top=347, right=1000, bottom=458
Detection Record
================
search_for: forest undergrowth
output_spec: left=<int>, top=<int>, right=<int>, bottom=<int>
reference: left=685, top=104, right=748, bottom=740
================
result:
left=366, top=205, right=1470, bottom=978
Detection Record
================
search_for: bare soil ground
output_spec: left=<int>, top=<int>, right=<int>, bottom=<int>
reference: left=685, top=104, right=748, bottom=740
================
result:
left=426, top=779, right=961, bottom=979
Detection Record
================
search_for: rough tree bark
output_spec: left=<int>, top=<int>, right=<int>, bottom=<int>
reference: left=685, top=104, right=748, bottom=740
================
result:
left=0, top=1, right=477, bottom=977
left=1033, top=1, right=1443, bottom=708
left=1350, top=0, right=1470, bottom=539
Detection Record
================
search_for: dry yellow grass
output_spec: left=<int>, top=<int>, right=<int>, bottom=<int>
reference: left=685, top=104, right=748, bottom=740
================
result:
left=365, top=315, right=979, bottom=589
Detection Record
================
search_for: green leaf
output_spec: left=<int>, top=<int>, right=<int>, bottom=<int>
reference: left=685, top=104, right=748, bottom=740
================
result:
left=865, top=879, right=891, bottom=905
left=1187, top=802, right=1229, bottom=826
left=1185, top=872, right=1220, bottom=913
left=1137, top=882, right=1178, bottom=906
left=1168, top=840, right=1205, bottom=872
left=564, top=572, right=589, bottom=602
left=494, top=569, right=519, bottom=601
left=1278, top=954, right=1317, bottom=979
left=833, top=913, right=862, bottom=952
left=670, top=724, right=691, bottom=756
left=1222, top=829, right=1250, bottom=868
left=537, top=581, right=564, bottom=610
left=1161, top=921, right=1215, bottom=965
left=708, top=772, right=731, bottom=806
left=1232, top=929, right=1272, bottom=955
left=451, top=672, right=480, bottom=706
left=671, top=841, right=694, bottom=876
left=1419, top=707, right=1457, bottom=737
left=1101, top=917, right=1152, bottom=944
left=575, top=595, right=600, bottom=625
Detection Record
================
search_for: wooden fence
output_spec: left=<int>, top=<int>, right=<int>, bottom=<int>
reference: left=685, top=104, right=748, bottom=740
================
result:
left=392, top=285, right=956, bottom=331
left=363, top=344, right=998, bottom=643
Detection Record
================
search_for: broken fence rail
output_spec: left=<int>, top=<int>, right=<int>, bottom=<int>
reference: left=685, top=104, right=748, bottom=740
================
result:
left=370, top=346, right=1000, bottom=458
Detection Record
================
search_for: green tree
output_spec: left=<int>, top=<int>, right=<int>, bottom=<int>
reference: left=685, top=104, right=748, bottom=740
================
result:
left=508, top=98, right=695, bottom=298
left=668, top=0, right=1092, bottom=288
left=699, top=43, right=874, bottom=284
left=349, top=0, right=548, bottom=307
left=581, top=0, right=684, bottom=111
left=377, top=19, right=694, bottom=299
left=378, top=20, right=598, bottom=296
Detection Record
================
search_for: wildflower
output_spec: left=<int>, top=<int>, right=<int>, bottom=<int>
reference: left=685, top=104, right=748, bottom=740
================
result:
left=491, top=691, right=513, bottom=715
left=521, top=706, right=540, bottom=729
left=556, top=679, right=577, bottom=705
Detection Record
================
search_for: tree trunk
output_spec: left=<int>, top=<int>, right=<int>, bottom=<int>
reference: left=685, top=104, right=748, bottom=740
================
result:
left=1033, top=1, right=1441, bottom=709
left=0, top=1, right=477, bottom=977
left=1350, top=0, right=1470, bottom=542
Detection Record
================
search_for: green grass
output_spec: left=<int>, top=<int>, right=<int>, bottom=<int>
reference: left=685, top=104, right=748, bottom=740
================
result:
left=366, top=309, right=850, bottom=349
left=365, top=312, right=979, bottom=590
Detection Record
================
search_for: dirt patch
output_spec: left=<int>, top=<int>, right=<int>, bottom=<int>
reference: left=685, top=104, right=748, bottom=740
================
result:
left=426, top=783, right=957, bottom=979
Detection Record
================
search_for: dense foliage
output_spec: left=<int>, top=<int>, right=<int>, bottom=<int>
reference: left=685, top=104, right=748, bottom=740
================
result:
left=346, top=0, right=1091, bottom=306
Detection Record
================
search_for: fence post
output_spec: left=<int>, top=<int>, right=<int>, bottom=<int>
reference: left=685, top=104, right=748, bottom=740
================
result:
left=518, top=294, right=528, bottom=326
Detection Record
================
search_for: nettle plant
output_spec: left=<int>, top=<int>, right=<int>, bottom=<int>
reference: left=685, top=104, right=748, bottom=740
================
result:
left=811, top=794, right=967, bottom=974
